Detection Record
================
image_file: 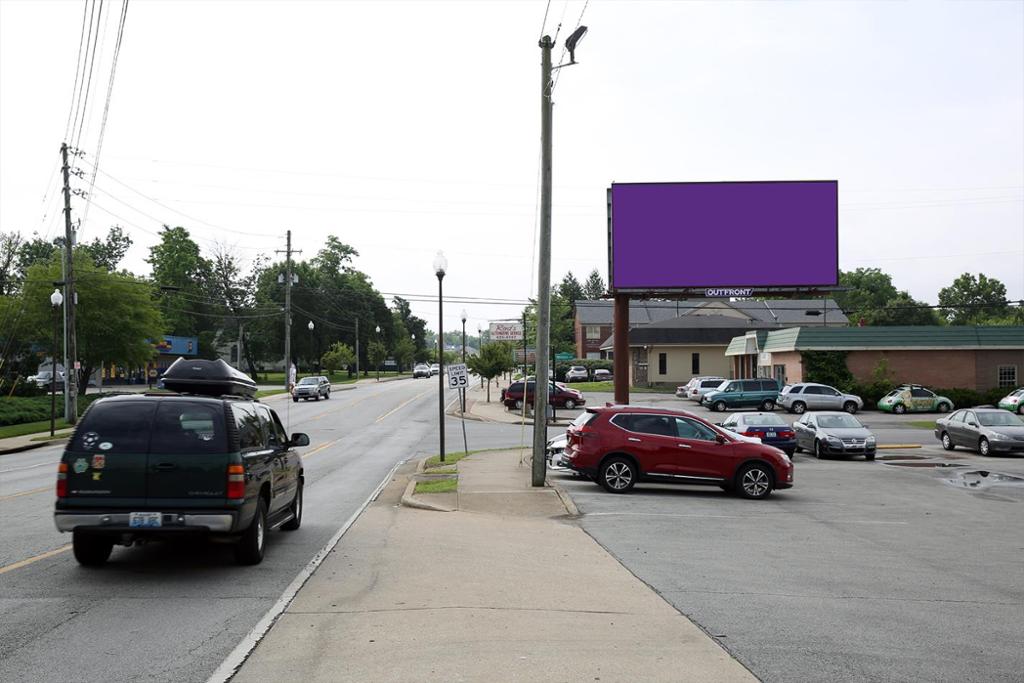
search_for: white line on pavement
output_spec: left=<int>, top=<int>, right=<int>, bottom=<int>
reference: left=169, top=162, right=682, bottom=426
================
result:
left=206, top=458, right=406, bottom=683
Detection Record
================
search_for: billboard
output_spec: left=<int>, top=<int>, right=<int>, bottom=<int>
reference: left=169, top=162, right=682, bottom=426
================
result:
left=489, top=321, right=524, bottom=341
left=609, top=181, right=838, bottom=291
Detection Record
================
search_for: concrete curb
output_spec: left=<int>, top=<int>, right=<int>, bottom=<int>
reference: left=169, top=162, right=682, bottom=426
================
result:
left=548, top=481, right=580, bottom=517
left=0, top=441, right=50, bottom=456
left=399, top=456, right=456, bottom=512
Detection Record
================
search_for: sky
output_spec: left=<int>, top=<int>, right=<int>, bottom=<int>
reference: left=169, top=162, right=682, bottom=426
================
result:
left=1, top=0, right=1022, bottom=335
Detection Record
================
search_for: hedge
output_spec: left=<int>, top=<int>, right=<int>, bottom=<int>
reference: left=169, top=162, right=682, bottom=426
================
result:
left=0, top=394, right=105, bottom=427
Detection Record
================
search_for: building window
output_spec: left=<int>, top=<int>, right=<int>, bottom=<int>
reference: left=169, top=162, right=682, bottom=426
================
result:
left=586, top=326, right=601, bottom=340
left=773, top=364, right=786, bottom=384
left=691, top=353, right=700, bottom=375
left=998, top=365, right=1017, bottom=388
left=658, top=353, right=667, bottom=375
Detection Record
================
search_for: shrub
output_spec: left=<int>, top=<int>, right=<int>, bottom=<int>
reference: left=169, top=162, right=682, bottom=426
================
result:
left=0, top=394, right=105, bottom=427
left=802, top=351, right=853, bottom=389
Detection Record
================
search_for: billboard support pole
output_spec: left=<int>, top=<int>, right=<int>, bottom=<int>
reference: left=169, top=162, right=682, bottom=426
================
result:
left=613, top=293, right=629, bottom=404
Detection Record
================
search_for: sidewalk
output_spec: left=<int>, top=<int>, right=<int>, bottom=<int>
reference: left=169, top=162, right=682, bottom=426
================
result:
left=231, top=449, right=754, bottom=682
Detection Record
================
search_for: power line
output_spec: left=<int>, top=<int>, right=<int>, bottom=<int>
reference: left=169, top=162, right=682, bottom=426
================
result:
left=74, top=0, right=106, bottom=150
left=69, top=0, right=98, bottom=145
left=63, top=0, right=91, bottom=141
left=539, top=0, right=552, bottom=39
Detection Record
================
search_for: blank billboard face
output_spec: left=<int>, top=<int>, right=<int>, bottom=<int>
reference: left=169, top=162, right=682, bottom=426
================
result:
left=609, top=181, right=838, bottom=290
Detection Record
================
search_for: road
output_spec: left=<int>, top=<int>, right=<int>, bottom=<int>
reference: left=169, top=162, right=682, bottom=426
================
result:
left=0, top=378, right=554, bottom=683
left=553, top=406, right=1024, bottom=683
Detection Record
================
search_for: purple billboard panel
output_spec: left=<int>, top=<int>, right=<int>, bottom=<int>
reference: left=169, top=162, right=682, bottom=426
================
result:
left=609, top=181, right=838, bottom=290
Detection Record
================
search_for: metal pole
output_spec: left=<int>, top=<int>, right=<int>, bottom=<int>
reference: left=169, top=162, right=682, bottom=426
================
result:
left=613, top=293, right=630, bottom=404
left=355, top=317, right=360, bottom=378
left=283, top=229, right=292, bottom=393
left=60, top=143, right=78, bottom=424
left=532, top=35, right=554, bottom=487
left=437, top=273, right=445, bottom=463
left=461, top=319, right=467, bottom=412
left=51, top=304, right=58, bottom=436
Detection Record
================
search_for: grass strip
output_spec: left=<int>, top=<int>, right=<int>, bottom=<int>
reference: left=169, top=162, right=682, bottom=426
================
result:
left=0, top=419, right=72, bottom=440
left=424, top=447, right=511, bottom=468
left=415, top=478, right=458, bottom=494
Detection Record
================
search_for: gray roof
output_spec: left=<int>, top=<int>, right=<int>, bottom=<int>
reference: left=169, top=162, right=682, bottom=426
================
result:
left=574, top=300, right=701, bottom=325
left=575, top=298, right=848, bottom=326
left=600, top=315, right=783, bottom=349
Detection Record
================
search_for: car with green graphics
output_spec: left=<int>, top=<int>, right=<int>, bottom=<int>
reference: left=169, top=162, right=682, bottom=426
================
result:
left=53, top=359, right=309, bottom=567
left=701, top=378, right=781, bottom=412
left=998, top=388, right=1024, bottom=414
left=877, top=384, right=953, bottom=414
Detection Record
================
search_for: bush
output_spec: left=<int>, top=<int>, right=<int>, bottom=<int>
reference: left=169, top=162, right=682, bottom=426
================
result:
left=802, top=351, right=853, bottom=389
left=932, top=387, right=1008, bottom=409
left=0, top=394, right=105, bottom=427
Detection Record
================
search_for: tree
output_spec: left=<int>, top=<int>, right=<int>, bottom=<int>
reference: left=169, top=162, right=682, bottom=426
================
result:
left=524, top=289, right=575, bottom=356
left=836, top=268, right=939, bottom=326
left=367, top=339, right=387, bottom=380
left=321, top=342, right=355, bottom=377
left=81, top=226, right=132, bottom=271
left=558, top=271, right=585, bottom=305
left=583, top=269, right=606, bottom=300
left=392, top=335, right=415, bottom=372
left=872, top=291, right=942, bottom=326
left=146, top=226, right=214, bottom=336
left=467, top=343, right=514, bottom=402
left=19, top=252, right=164, bottom=394
left=0, top=230, right=22, bottom=295
left=938, top=272, right=1010, bottom=325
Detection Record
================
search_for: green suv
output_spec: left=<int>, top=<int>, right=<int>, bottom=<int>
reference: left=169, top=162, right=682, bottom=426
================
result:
left=54, top=359, right=309, bottom=567
left=877, top=385, right=953, bottom=414
left=701, top=378, right=781, bottom=412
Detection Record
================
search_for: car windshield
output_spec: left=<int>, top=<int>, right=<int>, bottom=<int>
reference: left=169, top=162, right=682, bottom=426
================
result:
left=298, top=377, right=318, bottom=385
left=978, top=412, right=1024, bottom=427
left=818, top=415, right=863, bottom=429
left=884, top=390, right=900, bottom=398
left=743, top=414, right=787, bottom=426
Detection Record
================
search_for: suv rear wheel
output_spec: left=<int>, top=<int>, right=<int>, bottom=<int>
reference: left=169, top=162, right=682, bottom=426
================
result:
left=736, top=463, right=774, bottom=499
left=599, top=456, right=637, bottom=493
left=72, top=530, right=113, bottom=567
left=791, top=401, right=806, bottom=414
left=843, top=401, right=858, bottom=414
left=236, top=498, right=267, bottom=565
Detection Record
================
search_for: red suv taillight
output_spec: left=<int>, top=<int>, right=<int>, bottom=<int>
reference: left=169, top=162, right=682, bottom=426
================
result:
left=226, top=464, right=245, bottom=499
left=56, top=462, right=68, bottom=498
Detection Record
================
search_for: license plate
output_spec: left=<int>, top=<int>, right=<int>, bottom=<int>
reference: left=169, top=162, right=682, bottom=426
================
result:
left=129, top=512, right=162, bottom=528
left=767, top=432, right=776, bottom=438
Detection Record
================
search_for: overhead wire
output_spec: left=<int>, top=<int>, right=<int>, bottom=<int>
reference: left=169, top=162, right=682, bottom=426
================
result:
left=63, top=0, right=91, bottom=142
left=73, top=0, right=106, bottom=150
left=68, top=0, right=97, bottom=146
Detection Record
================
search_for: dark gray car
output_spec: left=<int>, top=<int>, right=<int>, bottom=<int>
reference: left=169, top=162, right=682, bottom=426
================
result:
left=935, top=408, right=1024, bottom=455
left=793, top=411, right=877, bottom=460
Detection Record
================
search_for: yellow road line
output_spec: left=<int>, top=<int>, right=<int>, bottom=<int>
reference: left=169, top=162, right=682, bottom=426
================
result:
left=301, top=438, right=341, bottom=460
left=0, top=544, right=72, bottom=575
left=375, top=390, right=431, bottom=423
left=0, top=485, right=51, bottom=502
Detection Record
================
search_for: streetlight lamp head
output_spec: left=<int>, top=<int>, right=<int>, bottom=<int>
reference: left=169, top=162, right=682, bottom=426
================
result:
left=565, top=25, right=588, bottom=63
left=375, top=325, right=381, bottom=334
left=411, top=333, right=416, bottom=340
left=433, top=251, right=448, bottom=278
left=461, top=309, right=467, bottom=323
left=50, top=289, right=64, bottom=307
left=308, top=320, right=315, bottom=330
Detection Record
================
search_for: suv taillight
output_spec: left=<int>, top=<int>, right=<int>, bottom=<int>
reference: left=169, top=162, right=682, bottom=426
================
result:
left=56, top=462, right=68, bottom=498
left=227, top=464, right=245, bottom=499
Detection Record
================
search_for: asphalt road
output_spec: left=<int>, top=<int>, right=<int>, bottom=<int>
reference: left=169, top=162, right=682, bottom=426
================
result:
left=553, top=414, right=1024, bottom=683
left=0, top=377, right=554, bottom=683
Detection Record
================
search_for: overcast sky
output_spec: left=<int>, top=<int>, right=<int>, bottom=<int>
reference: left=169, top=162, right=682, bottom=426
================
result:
left=2, top=0, right=1022, bottom=334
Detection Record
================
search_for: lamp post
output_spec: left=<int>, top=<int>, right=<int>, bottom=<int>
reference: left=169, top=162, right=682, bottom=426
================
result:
left=375, top=324, right=381, bottom=381
left=307, top=320, right=315, bottom=374
left=49, top=288, right=63, bottom=437
left=433, top=251, right=448, bottom=463
left=460, top=309, right=468, bottom=412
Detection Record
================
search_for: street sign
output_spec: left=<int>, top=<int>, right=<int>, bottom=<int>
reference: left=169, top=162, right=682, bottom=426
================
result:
left=555, top=352, right=574, bottom=361
left=489, top=321, right=524, bottom=341
left=447, top=363, right=468, bottom=389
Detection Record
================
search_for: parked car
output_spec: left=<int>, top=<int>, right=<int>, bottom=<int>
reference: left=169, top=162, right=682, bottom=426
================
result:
left=53, top=358, right=308, bottom=567
left=593, top=368, right=613, bottom=382
left=935, top=408, right=1024, bottom=455
left=677, top=376, right=726, bottom=401
left=33, top=370, right=65, bottom=388
left=430, top=363, right=440, bottom=376
left=997, top=388, right=1024, bottom=414
left=877, top=385, right=953, bottom=414
left=718, top=412, right=796, bottom=456
left=793, top=412, right=876, bottom=459
left=564, top=366, right=589, bottom=382
left=502, top=380, right=585, bottom=410
left=292, top=375, right=331, bottom=402
left=701, top=378, right=781, bottom=412
left=545, top=432, right=569, bottom=468
left=561, top=405, right=792, bottom=498
left=413, top=364, right=431, bottom=378
left=779, top=383, right=863, bottom=414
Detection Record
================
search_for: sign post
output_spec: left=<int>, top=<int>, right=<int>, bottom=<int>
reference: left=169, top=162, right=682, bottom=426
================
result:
left=447, top=363, right=470, bottom=456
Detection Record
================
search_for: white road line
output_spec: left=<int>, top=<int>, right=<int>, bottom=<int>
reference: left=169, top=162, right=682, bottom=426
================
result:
left=206, top=458, right=406, bottom=683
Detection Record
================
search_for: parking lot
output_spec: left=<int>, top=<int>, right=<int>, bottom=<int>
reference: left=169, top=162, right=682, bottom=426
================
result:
left=550, top=394, right=1024, bottom=683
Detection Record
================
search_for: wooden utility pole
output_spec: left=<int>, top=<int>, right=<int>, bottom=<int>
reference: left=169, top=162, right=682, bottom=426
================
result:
left=60, top=143, right=79, bottom=424
left=276, top=231, right=300, bottom=392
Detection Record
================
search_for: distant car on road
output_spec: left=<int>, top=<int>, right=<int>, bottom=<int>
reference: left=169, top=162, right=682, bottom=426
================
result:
left=430, top=363, right=440, bottom=376
left=564, top=366, right=589, bottom=382
left=701, top=378, right=781, bottom=412
left=997, top=388, right=1024, bottom=414
left=877, top=385, right=953, bottom=414
left=502, top=380, right=585, bottom=410
left=677, top=376, right=726, bottom=401
left=292, top=376, right=330, bottom=402
left=718, top=412, right=797, bottom=456
left=793, top=412, right=876, bottom=460
left=779, top=383, right=863, bottom=414
left=413, top=364, right=431, bottom=378
left=935, top=408, right=1024, bottom=455
left=593, top=368, right=613, bottom=382
left=33, top=370, right=65, bottom=389
left=561, top=405, right=793, bottom=498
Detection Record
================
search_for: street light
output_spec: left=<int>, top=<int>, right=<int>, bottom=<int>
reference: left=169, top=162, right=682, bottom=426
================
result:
left=49, top=288, right=63, bottom=437
left=308, top=320, right=315, bottom=373
left=375, top=324, right=382, bottom=381
left=433, top=250, right=448, bottom=463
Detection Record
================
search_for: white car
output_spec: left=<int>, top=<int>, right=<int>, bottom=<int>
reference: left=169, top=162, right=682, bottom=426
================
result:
left=564, top=366, right=589, bottom=382
left=430, top=363, right=440, bottom=376
left=545, top=433, right=569, bottom=469
left=413, top=364, right=431, bottom=378
left=676, top=376, right=726, bottom=401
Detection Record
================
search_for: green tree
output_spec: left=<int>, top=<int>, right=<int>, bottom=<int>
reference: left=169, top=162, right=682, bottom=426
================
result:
left=20, top=252, right=164, bottom=394
left=938, top=272, right=1010, bottom=325
left=836, top=268, right=938, bottom=326
left=0, top=230, right=22, bottom=295
left=467, top=342, right=514, bottom=402
left=583, top=269, right=606, bottom=300
left=392, top=335, right=415, bottom=371
left=524, top=290, right=575, bottom=356
left=367, top=339, right=387, bottom=380
left=81, top=226, right=133, bottom=271
left=558, top=271, right=585, bottom=305
left=321, top=342, right=355, bottom=377
left=146, top=226, right=214, bottom=336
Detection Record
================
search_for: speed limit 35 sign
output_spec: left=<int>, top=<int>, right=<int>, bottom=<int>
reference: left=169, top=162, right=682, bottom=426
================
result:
left=447, top=363, right=468, bottom=389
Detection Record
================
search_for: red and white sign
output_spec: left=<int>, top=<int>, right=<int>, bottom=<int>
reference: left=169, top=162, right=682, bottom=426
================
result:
left=489, top=322, right=524, bottom=342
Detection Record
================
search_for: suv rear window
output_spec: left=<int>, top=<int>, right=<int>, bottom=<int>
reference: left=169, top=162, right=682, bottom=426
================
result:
left=150, top=402, right=226, bottom=455
left=72, top=401, right=156, bottom=454
left=786, top=385, right=803, bottom=394
left=701, top=379, right=723, bottom=388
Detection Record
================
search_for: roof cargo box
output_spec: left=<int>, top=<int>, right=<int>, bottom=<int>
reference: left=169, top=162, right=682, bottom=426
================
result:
left=161, top=358, right=257, bottom=398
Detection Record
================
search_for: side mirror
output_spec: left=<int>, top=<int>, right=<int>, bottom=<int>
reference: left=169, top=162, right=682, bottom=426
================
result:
left=807, top=424, right=817, bottom=431
left=967, top=421, right=978, bottom=428
left=290, top=432, right=310, bottom=447
left=716, top=434, right=726, bottom=444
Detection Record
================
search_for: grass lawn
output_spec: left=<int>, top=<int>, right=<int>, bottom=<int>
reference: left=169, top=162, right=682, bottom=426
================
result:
left=906, top=420, right=938, bottom=430
left=253, top=371, right=407, bottom=384
left=424, top=447, right=509, bottom=468
left=0, top=418, right=72, bottom=440
left=415, top=478, right=457, bottom=494
left=425, top=466, right=457, bottom=474
left=568, top=381, right=676, bottom=394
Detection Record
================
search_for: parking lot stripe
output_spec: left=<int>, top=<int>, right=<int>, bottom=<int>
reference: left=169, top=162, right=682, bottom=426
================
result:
left=0, top=544, right=71, bottom=575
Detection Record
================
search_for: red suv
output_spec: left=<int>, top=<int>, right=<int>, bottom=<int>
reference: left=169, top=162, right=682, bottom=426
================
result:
left=562, top=405, right=793, bottom=499
left=502, top=380, right=585, bottom=410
